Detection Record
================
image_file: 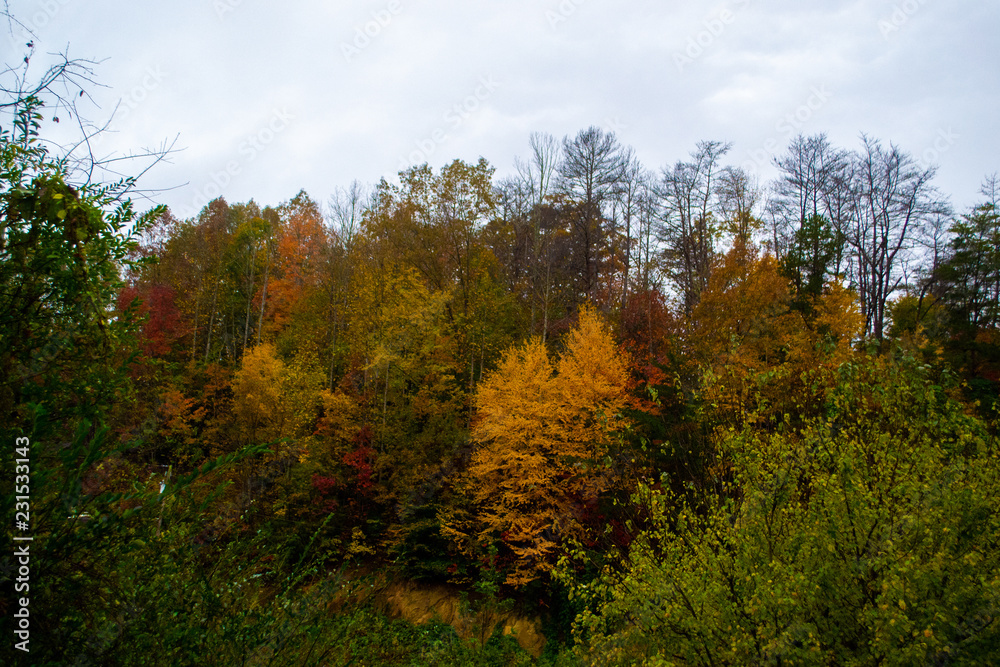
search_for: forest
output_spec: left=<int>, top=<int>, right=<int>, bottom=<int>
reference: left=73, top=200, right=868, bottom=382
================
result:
left=2, top=53, right=1000, bottom=666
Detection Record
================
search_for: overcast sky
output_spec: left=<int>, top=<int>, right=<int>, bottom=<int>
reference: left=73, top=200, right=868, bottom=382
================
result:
left=4, top=0, right=998, bottom=219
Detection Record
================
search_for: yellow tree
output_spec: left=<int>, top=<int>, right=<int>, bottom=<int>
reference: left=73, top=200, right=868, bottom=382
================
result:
left=232, top=343, right=287, bottom=442
left=232, top=343, right=323, bottom=452
left=455, top=305, right=630, bottom=584
left=689, top=239, right=862, bottom=428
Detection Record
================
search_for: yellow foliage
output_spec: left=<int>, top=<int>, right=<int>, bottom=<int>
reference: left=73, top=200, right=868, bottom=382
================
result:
left=689, top=241, right=863, bottom=428
left=691, top=241, right=799, bottom=367
left=308, top=388, right=361, bottom=463
left=315, top=388, right=360, bottom=443
left=557, top=305, right=631, bottom=426
left=456, top=305, right=630, bottom=585
left=232, top=343, right=324, bottom=455
left=348, top=262, right=450, bottom=377
left=232, top=343, right=286, bottom=441
left=787, top=280, right=863, bottom=368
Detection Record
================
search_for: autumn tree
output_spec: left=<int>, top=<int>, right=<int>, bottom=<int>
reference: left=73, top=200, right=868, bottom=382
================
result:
left=232, top=342, right=323, bottom=448
left=227, top=202, right=270, bottom=355
left=452, top=306, right=630, bottom=584
left=363, top=159, right=514, bottom=399
left=689, top=237, right=862, bottom=429
left=196, top=198, right=236, bottom=361
left=266, top=190, right=328, bottom=346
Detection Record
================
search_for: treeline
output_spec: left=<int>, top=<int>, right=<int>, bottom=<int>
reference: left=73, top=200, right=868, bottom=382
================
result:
left=133, top=129, right=998, bottom=381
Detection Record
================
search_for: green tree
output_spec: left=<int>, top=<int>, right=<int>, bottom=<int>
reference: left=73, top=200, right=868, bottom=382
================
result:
left=0, top=92, right=167, bottom=660
left=781, top=213, right=846, bottom=310
left=931, top=198, right=1000, bottom=404
left=567, top=353, right=1000, bottom=666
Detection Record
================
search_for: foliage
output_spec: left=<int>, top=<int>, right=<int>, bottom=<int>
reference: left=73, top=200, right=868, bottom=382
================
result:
left=690, top=240, right=863, bottom=431
left=450, top=306, right=631, bottom=584
left=567, top=353, right=1000, bottom=666
left=4, top=53, right=999, bottom=666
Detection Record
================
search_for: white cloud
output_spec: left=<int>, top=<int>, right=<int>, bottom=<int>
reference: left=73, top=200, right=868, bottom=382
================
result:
left=4, top=0, right=997, bottom=213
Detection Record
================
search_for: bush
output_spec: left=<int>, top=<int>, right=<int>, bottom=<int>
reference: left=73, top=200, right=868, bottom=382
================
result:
left=569, top=353, right=1000, bottom=666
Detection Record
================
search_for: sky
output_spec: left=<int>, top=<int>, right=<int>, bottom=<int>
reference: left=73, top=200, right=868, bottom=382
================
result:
left=4, top=0, right=998, bottom=219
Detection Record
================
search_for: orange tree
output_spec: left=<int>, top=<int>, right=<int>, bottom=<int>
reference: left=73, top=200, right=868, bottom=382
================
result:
left=445, top=305, right=631, bottom=585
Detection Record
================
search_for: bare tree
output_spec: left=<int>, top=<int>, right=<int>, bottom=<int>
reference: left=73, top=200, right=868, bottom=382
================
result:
left=770, top=135, right=848, bottom=229
left=1, top=9, right=178, bottom=201
left=609, top=147, right=650, bottom=307
left=981, top=172, right=999, bottom=210
left=558, top=126, right=627, bottom=302
left=328, top=180, right=368, bottom=252
left=845, top=135, right=950, bottom=341
left=717, top=165, right=762, bottom=246
left=766, top=135, right=851, bottom=290
left=634, top=172, right=661, bottom=294
left=656, top=140, right=731, bottom=315
left=513, top=132, right=560, bottom=334
left=323, top=181, right=369, bottom=385
left=515, top=131, right=559, bottom=207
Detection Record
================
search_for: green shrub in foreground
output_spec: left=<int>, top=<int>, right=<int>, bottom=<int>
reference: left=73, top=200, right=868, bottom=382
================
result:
left=566, top=354, right=1000, bottom=666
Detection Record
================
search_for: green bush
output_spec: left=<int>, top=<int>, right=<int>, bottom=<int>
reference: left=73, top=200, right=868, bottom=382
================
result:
left=568, top=353, right=1000, bottom=666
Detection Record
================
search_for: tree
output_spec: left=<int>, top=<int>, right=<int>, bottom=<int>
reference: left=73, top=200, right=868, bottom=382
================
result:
left=515, top=131, right=560, bottom=335
left=657, top=140, right=732, bottom=315
left=1, top=96, right=158, bottom=422
left=934, top=199, right=1000, bottom=335
left=928, top=184, right=1000, bottom=399
left=228, top=206, right=271, bottom=355
left=267, top=190, right=327, bottom=344
left=688, top=239, right=799, bottom=426
left=453, top=306, right=630, bottom=584
left=323, top=180, right=368, bottom=387
left=0, top=26, right=178, bottom=195
left=569, top=354, right=1000, bottom=666
left=783, top=213, right=845, bottom=308
left=845, top=135, right=949, bottom=341
left=0, top=89, right=172, bottom=661
left=363, top=158, right=504, bottom=399
left=686, top=235, right=863, bottom=430
left=558, top=126, right=628, bottom=302
left=716, top=165, right=762, bottom=248
left=610, top=148, right=651, bottom=308
left=768, top=135, right=847, bottom=258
